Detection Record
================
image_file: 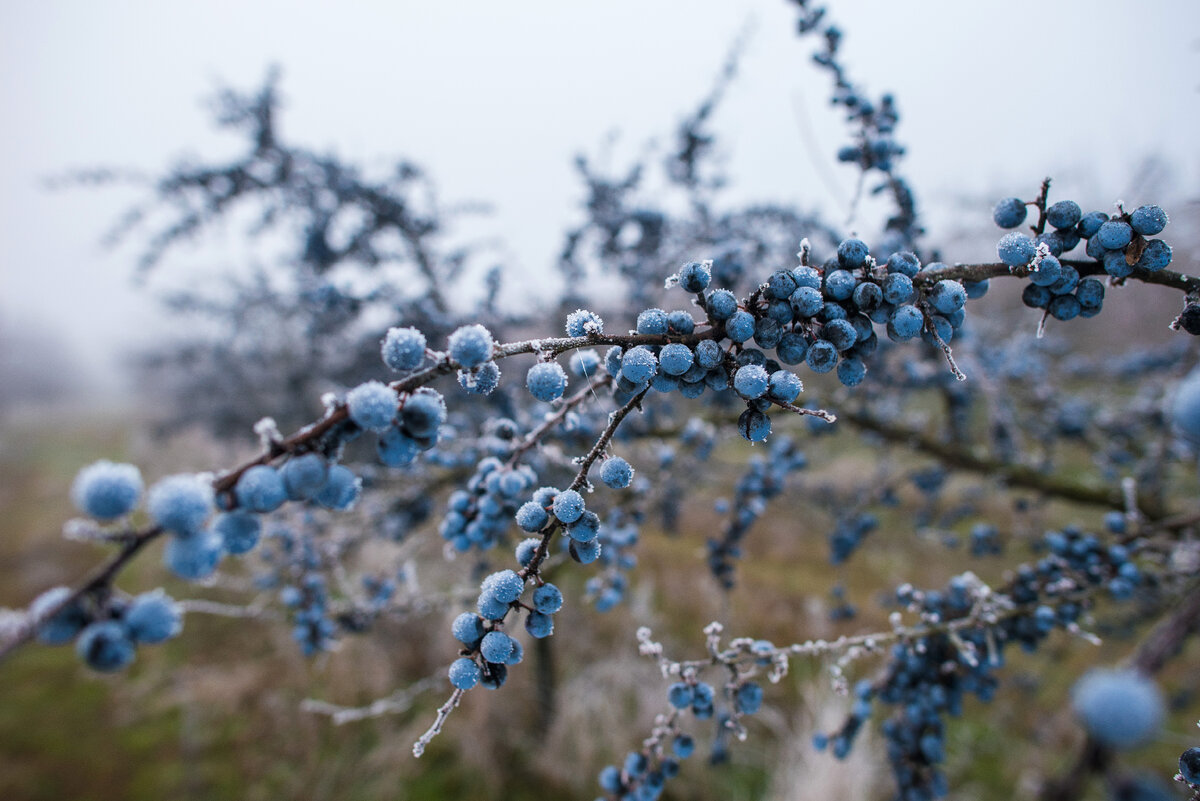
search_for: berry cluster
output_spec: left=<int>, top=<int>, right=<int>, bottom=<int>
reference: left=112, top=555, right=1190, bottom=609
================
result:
left=31, top=586, right=181, bottom=672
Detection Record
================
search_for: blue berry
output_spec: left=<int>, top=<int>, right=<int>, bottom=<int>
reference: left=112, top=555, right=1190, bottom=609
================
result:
left=928, top=280, right=966, bottom=315
left=234, top=464, right=287, bottom=513
left=768, top=370, right=803, bottom=403
left=636, top=308, right=669, bottom=335
left=837, top=357, right=867, bottom=386
left=599, top=457, right=634, bottom=489
left=694, top=339, right=723, bottom=370
left=790, top=286, right=824, bottom=318
left=667, top=310, right=696, bottom=334
left=992, top=197, right=1027, bottom=229
left=30, top=586, right=89, bottom=645
left=776, top=332, right=809, bottom=365
left=886, top=251, right=921, bottom=277
left=677, top=260, right=712, bottom=293
left=725, top=310, right=755, bottom=343
left=458, top=361, right=501, bottom=395
left=163, top=529, right=223, bottom=580
left=738, top=408, right=771, bottom=442
left=1096, top=220, right=1133, bottom=250
left=733, top=364, right=770, bottom=399
left=516, top=501, right=549, bottom=532
left=281, top=454, right=329, bottom=500
left=1077, top=211, right=1109, bottom=238
left=620, top=346, right=658, bottom=384
left=1137, top=239, right=1171, bottom=271
left=1046, top=200, right=1082, bottom=230
left=377, top=427, right=421, bottom=467
left=1180, top=748, right=1200, bottom=786
left=882, top=273, right=914, bottom=305
left=668, top=682, right=694, bottom=709
left=1129, top=204, right=1167, bottom=236
left=1048, top=295, right=1081, bottom=321
left=381, top=326, right=426, bottom=371
left=706, top=289, right=738, bottom=321
left=400, top=389, right=446, bottom=439
left=533, top=583, right=563, bottom=614
left=76, top=620, right=135, bottom=672
left=526, top=362, right=568, bottom=402
left=997, top=232, right=1036, bottom=267
left=837, top=237, right=870, bottom=268
left=484, top=570, right=524, bottom=604
left=124, top=590, right=182, bottom=644
left=825, top=271, right=858, bottom=303
left=823, top=318, right=858, bottom=351
left=71, top=461, right=143, bottom=521
left=658, top=343, right=694, bottom=377
left=452, top=612, right=486, bottom=646
left=147, top=474, right=213, bottom=536
left=672, top=735, right=695, bottom=759
left=449, top=657, right=481, bottom=689
left=888, top=305, right=924, bottom=340
left=552, top=489, right=585, bottom=524
left=524, top=610, right=554, bottom=638
left=792, top=265, right=823, bottom=288
left=806, top=340, right=839, bottom=373
left=480, top=631, right=514, bottom=664
left=735, top=682, right=764, bottom=714
left=1029, top=254, right=1062, bottom=287
left=963, top=279, right=989, bottom=299
left=567, top=510, right=600, bottom=543
left=346, top=381, right=399, bottom=432
left=447, top=324, right=494, bottom=368
left=569, top=349, right=601, bottom=376
left=213, top=511, right=261, bottom=554
left=565, top=309, right=604, bottom=337
left=599, top=765, right=623, bottom=793
left=315, top=464, right=361, bottom=510
left=515, top=537, right=540, bottom=567
left=1071, top=669, right=1163, bottom=749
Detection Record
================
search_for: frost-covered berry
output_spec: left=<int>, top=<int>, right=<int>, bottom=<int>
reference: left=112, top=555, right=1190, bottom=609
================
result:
left=234, top=464, right=287, bottom=513
left=76, top=620, right=135, bottom=672
left=480, top=631, right=514, bottom=664
left=452, top=612, right=486, bottom=646
left=823, top=319, right=857, bottom=351
left=30, top=586, right=89, bottom=645
left=735, top=682, right=764, bottom=714
left=447, top=324, right=494, bottom=368
left=525, top=610, right=554, bottom=638
left=71, top=461, right=143, bottom=521
left=483, top=569, right=524, bottom=604
left=599, top=456, right=634, bottom=489
left=733, top=364, right=770, bottom=399
left=400, top=389, right=446, bottom=439
left=552, top=489, right=585, bottom=524
left=147, top=474, right=213, bottom=536
left=806, top=340, right=839, bottom=373
left=449, top=657, right=481, bottom=690
left=458, top=361, right=501, bottom=395
left=163, top=529, right=223, bottom=580
left=768, top=370, right=803, bottom=403
left=1130, top=204, right=1167, bottom=236
left=837, top=357, right=867, bottom=387
left=568, top=349, right=601, bottom=377
left=516, top=500, right=550, bottom=532
left=992, top=197, right=1027, bottom=229
left=929, top=280, right=967, bottom=315
left=377, top=427, right=421, bottom=467
left=738, top=408, right=771, bottom=442
left=886, top=251, right=921, bottom=277
left=526, top=362, right=568, bottom=402
left=1071, top=668, right=1163, bottom=749
left=1046, top=200, right=1082, bottom=230
left=706, top=289, right=738, bottom=321
left=1096, top=220, right=1133, bottom=250
left=997, top=232, right=1036, bottom=267
left=281, top=454, right=328, bottom=500
left=315, top=464, right=361, bottom=510
left=565, top=309, right=604, bottom=337
left=658, top=343, right=694, bottom=377
left=837, top=238, right=870, bottom=268
left=888, top=305, right=924, bottom=340
left=725, top=310, right=755, bottom=343
left=636, top=308, right=669, bottom=335
left=668, top=682, right=693, bottom=709
left=1180, top=748, right=1200, bottom=786
left=124, top=590, right=182, bottom=644
left=1136, top=239, right=1171, bottom=272
left=381, top=326, right=426, bottom=371
left=881, top=273, right=914, bottom=305
left=620, top=346, right=658, bottom=384
left=567, top=510, right=600, bottom=543
left=677, top=260, right=711, bottom=293
left=533, top=583, right=563, bottom=615
left=346, top=381, right=398, bottom=432
left=790, top=286, right=824, bottom=318
left=1029, top=254, right=1062, bottom=287
left=212, top=511, right=261, bottom=554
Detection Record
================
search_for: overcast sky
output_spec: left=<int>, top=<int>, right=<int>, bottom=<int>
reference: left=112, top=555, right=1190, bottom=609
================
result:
left=1, top=1, right=1197, bottom=395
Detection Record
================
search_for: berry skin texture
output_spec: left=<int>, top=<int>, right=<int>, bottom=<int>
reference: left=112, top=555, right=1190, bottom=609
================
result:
left=992, top=197, right=1027, bottom=229
left=706, top=289, right=738, bottom=321
left=565, top=309, right=604, bottom=337
left=148, top=474, right=214, bottom=536
left=346, top=381, right=399, bottom=432
left=928, top=280, right=966, bottom=315
left=599, top=456, right=634, bottom=489
left=658, top=343, right=694, bottom=376
left=837, top=238, right=870, bottom=268
left=76, top=621, right=136, bottom=672
left=552, top=489, right=585, bottom=523
left=636, top=308, right=669, bottom=335
left=484, top=570, right=525, bottom=604
left=234, top=464, right=287, bottom=513
left=533, top=583, right=563, bottom=614
left=446, top=324, right=494, bottom=368
left=888, top=305, right=925, bottom=340
left=448, top=657, right=481, bottom=690
left=1180, top=747, right=1200, bottom=786
left=733, top=364, right=770, bottom=399
left=997, top=232, right=1036, bottom=267
left=452, top=612, right=486, bottom=646
left=381, top=326, right=426, bottom=371
left=677, top=260, right=712, bottom=293
left=124, top=590, right=182, bottom=644
left=71, top=461, right=143, bottom=521
left=526, top=362, right=568, bottom=402
left=1071, top=668, right=1164, bottom=749
left=726, top=310, right=756, bottom=343
left=1096, top=220, right=1133, bottom=250
left=806, top=340, right=839, bottom=373
left=212, top=511, right=261, bottom=555
left=768, top=370, right=803, bottom=403
left=1130, top=204, right=1168, bottom=236
left=620, top=346, right=658, bottom=384
left=516, top=500, right=550, bottom=532
left=480, top=631, right=514, bottom=664
left=1046, top=200, right=1082, bottom=230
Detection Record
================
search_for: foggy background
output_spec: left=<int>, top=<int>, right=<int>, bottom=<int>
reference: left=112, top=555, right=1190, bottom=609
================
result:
left=1, top=0, right=1197, bottom=401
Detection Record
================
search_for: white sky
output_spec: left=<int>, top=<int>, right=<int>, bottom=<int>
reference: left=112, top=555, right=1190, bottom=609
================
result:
left=1, top=1, right=1197, bottom=394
